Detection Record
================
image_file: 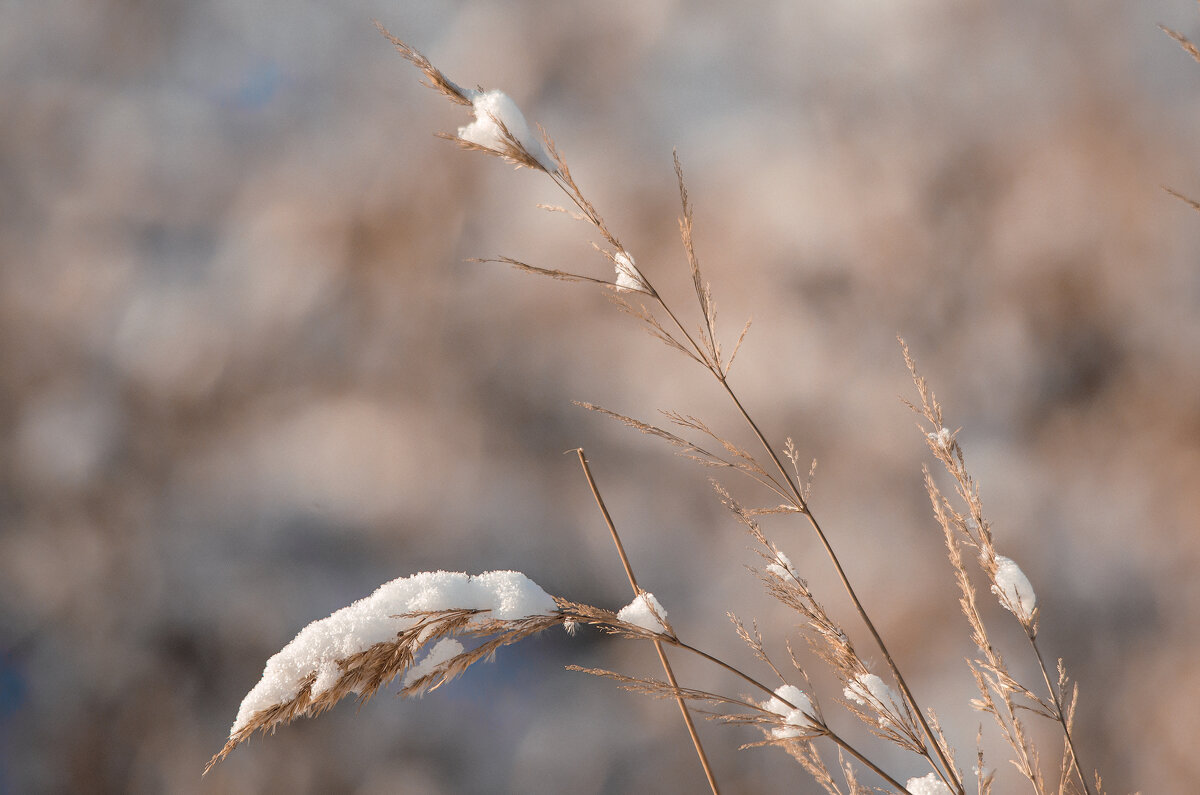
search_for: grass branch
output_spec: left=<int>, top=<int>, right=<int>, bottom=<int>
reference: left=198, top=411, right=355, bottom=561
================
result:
left=574, top=448, right=721, bottom=795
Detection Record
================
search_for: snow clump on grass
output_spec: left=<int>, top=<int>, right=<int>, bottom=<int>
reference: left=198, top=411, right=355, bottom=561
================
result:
left=458, top=89, right=555, bottom=171
left=991, top=555, right=1037, bottom=623
left=617, top=592, right=669, bottom=633
left=231, top=570, right=557, bottom=734
left=765, top=551, right=799, bottom=582
left=843, top=672, right=901, bottom=725
left=403, top=638, right=465, bottom=688
left=614, top=251, right=645, bottom=293
left=906, top=772, right=954, bottom=795
left=927, top=426, right=953, bottom=451
left=761, top=684, right=815, bottom=739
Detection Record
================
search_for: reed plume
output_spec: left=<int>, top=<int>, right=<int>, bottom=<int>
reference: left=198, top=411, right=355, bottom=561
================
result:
left=201, top=23, right=1141, bottom=794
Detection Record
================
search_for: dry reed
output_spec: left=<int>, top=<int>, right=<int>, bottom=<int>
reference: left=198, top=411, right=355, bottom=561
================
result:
left=197, top=19, right=1184, bottom=793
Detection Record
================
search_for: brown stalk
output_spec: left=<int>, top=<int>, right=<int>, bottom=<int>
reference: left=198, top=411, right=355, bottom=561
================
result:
left=1159, top=23, right=1200, bottom=63
left=571, top=656, right=908, bottom=794
left=552, top=149, right=962, bottom=792
left=926, top=469, right=1043, bottom=790
left=660, top=638, right=910, bottom=794
left=905, top=340, right=1093, bottom=794
left=1163, top=185, right=1200, bottom=213
left=623, top=157, right=963, bottom=792
left=378, top=35, right=948, bottom=790
left=568, top=455, right=910, bottom=794
left=573, top=448, right=721, bottom=795
left=548, top=142, right=958, bottom=790
left=646, top=282, right=963, bottom=792
left=1028, top=636, right=1092, bottom=795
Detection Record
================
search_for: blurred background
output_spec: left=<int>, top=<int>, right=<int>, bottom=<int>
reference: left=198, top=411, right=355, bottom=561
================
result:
left=3, top=1, right=1199, bottom=792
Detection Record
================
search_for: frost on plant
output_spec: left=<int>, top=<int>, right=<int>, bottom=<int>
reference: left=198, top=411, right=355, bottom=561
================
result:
left=991, top=554, right=1037, bottom=623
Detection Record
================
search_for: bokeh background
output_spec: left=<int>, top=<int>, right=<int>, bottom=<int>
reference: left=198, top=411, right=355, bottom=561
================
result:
left=3, top=1, right=1199, bottom=792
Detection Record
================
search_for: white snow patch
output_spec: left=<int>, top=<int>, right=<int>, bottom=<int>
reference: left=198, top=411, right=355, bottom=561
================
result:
left=403, top=637, right=464, bottom=687
left=766, top=551, right=799, bottom=582
left=843, top=672, right=901, bottom=726
left=992, top=554, right=1036, bottom=622
left=232, top=570, right=557, bottom=733
left=927, top=426, right=952, bottom=450
left=761, top=684, right=815, bottom=738
left=906, top=772, right=953, bottom=795
left=617, top=592, right=668, bottom=633
left=614, top=251, right=644, bottom=292
left=458, top=89, right=554, bottom=171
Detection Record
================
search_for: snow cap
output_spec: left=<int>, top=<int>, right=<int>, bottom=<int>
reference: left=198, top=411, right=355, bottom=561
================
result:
left=232, top=570, right=557, bottom=733
left=906, top=773, right=953, bottom=795
left=766, top=551, right=799, bottom=582
left=762, top=684, right=815, bottom=738
left=992, top=554, right=1036, bottom=622
left=458, top=89, right=555, bottom=171
left=403, top=638, right=464, bottom=687
left=614, top=251, right=644, bottom=293
left=843, top=672, right=901, bottom=725
left=617, top=592, right=669, bottom=633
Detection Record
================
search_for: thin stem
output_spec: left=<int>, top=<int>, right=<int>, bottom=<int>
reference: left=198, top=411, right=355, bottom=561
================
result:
left=574, top=449, right=721, bottom=795
left=719, top=378, right=964, bottom=794
left=548, top=146, right=954, bottom=792
left=664, top=638, right=909, bottom=794
left=826, top=733, right=913, bottom=795
left=1029, top=636, right=1093, bottom=795
left=648, top=283, right=960, bottom=792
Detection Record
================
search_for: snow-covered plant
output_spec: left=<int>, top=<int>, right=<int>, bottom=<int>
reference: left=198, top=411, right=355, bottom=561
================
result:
left=201, top=21, right=1143, bottom=794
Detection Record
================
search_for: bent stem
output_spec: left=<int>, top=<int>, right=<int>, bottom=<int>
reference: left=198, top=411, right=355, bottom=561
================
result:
left=574, top=449, right=721, bottom=795
left=428, top=80, right=956, bottom=790
left=647, top=286, right=963, bottom=793
left=573, top=448, right=909, bottom=794
left=718, top=378, right=964, bottom=794
left=1028, top=635, right=1093, bottom=795
left=663, top=638, right=910, bottom=795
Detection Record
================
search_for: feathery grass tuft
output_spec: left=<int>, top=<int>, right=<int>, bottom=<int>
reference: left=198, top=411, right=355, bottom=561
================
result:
left=199, top=22, right=1156, bottom=794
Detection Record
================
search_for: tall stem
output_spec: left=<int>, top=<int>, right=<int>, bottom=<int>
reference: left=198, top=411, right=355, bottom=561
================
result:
left=718, top=378, right=964, bottom=794
left=574, top=449, right=721, bottom=795
left=665, top=639, right=910, bottom=794
left=1029, top=636, right=1093, bottom=795
left=553, top=157, right=957, bottom=793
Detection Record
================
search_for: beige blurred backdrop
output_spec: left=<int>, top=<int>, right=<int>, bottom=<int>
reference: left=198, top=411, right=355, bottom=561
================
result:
left=3, top=1, right=1199, bottom=793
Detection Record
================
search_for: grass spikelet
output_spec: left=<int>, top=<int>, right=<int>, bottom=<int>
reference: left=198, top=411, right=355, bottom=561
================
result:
left=202, top=22, right=1137, bottom=794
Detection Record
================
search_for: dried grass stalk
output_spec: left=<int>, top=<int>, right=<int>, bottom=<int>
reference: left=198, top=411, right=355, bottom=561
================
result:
left=206, top=608, right=566, bottom=773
